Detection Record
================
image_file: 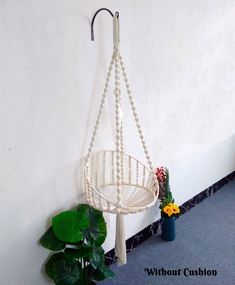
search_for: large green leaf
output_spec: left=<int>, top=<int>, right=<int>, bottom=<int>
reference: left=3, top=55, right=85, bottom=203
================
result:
left=92, top=265, right=115, bottom=281
left=45, top=252, right=81, bottom=285
left=52, top=211, right=89, bottom=243
left=40, top=227, right=66, bottom=251
left=64, top=246, right=92, bottom=262
left=77, top=204, right=107, bottom=246
left=90, top=247, right=104, bottom=269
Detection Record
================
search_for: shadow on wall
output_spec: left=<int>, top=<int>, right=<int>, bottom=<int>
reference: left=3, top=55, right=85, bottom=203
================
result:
left=80, top=12, right=113, bottom=159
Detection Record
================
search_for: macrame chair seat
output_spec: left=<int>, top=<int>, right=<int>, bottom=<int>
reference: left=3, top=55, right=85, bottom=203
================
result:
left=85, top=150, right=157, bottom=215
left=84, top=9, right=159, bottom=265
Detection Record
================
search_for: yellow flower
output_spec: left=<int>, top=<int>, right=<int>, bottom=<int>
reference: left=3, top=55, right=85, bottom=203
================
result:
left=162, top=203, right=180, bottom=217
left=171, top=203, right=180, bottom=214
left=163, top=205, right=173, bottom=217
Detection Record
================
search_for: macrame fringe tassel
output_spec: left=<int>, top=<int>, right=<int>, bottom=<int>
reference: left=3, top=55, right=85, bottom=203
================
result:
left=115, top=212, right=127, bottom=265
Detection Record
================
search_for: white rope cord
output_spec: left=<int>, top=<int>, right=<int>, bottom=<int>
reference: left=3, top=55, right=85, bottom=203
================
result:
left=114, top=48, right=122, bottom=207
left=85, top=14, right=157, bottom=209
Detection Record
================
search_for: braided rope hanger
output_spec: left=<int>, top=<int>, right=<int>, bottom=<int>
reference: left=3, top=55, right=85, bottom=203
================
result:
left=84, top=9, right=159, bottom=264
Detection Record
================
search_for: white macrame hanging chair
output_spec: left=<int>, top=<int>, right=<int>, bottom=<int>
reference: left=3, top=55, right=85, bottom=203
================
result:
left=84, top=8, right=159, bottom=265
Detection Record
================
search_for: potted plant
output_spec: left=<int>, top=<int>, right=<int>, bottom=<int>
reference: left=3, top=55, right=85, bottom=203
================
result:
left=39, top=204, right=114, bottom=285
left=155, top=167, right=180, bottom=241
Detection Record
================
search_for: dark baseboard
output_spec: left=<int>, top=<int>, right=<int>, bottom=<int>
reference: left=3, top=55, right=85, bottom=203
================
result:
left=105, top=170, right=235, bottom=266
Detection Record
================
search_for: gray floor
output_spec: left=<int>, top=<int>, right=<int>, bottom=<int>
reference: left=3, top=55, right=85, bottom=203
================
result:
left=101, top=180, right=235, bottom=285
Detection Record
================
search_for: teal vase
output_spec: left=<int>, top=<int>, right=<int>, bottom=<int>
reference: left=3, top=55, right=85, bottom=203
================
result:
left=161, top=216, right=176, bottom=241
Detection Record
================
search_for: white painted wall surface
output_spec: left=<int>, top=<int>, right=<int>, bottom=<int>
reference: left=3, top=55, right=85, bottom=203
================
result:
left=0, top=1, right=235, bottom=284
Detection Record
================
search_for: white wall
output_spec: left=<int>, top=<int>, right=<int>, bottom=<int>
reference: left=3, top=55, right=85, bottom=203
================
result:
left=0, top=1, right=235, bottom=284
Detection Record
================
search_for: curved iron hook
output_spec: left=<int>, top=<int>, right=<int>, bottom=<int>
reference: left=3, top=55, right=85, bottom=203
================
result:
left=91, top=8, right=119, bottom=41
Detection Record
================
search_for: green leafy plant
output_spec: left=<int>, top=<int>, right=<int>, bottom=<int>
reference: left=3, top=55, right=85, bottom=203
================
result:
left=159, top=190, right=174, bottom=211
left=40, top=204, right=114, bottom=285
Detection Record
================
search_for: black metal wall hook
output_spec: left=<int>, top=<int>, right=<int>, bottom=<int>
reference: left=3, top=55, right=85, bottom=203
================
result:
left=91, top=8, right=119, bottom=41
